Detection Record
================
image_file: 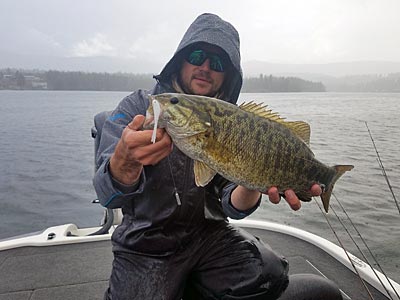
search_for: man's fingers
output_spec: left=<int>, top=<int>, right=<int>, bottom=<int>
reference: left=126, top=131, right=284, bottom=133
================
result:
left=310, top=184, right=322, bottom=196
left=267, top=187, right=301, bottom=210
left=123, top=128, right=172, bottom=166
left=124, top=126, right=167, bottom=147
left=284, top=190, right=301, bottom=211
left=267, top=186, right=281, bottom=204
left=146, top=146, right=173, bottom=165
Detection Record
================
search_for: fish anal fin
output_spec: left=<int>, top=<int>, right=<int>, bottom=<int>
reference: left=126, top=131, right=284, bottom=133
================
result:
left=194, top=161, right=217, bottom=187
left=239, top=102, right=311, bottom=145
left=295, top=190, right=313, bottom=202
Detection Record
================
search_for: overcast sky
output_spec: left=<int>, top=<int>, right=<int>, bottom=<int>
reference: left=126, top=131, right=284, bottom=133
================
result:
left=1, top=0, right=400, bottom=71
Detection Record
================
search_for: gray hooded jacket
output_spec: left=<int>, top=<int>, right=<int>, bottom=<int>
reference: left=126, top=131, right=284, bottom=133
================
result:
left=93, top=13, right=260, bottom=255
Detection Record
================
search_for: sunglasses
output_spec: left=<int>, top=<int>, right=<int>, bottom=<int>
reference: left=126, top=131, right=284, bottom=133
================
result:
left=185, top=49, right=227, bottom=72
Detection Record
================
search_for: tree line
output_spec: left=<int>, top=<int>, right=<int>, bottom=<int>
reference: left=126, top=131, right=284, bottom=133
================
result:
left=0, top=69, right=325, bottom=92
left=2, top=69, right=399, bottom=92
left=242, top=74, right=325, bottom=92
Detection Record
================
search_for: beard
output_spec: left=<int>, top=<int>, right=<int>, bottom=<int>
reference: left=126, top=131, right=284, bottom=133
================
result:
left=183, top=71, right=218, bottom=97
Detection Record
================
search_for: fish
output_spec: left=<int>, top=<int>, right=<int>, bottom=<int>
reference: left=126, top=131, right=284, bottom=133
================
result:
left=145, top=93, right=354, bottom=212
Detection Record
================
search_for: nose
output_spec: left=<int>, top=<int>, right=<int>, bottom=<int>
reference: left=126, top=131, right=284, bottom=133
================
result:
left=198, top=58, right=211, bottom=71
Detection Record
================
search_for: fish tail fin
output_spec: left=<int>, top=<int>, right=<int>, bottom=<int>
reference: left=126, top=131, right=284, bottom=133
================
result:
left=321, top=165, right=354, bottom=213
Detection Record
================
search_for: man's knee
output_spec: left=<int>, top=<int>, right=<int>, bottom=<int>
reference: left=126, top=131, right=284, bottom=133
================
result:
left=279, top=274, right=343, bottom=300
left=254, top=235, right=289, bottom=295
left=228, top=228, right=290, bottom=299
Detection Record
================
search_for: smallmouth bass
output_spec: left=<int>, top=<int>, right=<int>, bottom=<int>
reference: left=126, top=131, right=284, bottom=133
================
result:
left=145, top=93, right=354, bottom=212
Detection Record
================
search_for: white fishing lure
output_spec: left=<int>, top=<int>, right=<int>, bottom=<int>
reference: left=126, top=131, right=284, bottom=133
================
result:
left=151, top=99, right=161, bottom=144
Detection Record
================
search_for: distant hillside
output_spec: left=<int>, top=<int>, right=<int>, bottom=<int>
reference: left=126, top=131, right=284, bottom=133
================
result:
left=242, top=61, right=400, bottom=92
left=242, top=60, right=400, bottom=77
left=258, top=72, right=400, bottom=92
left=322, top=73, right=400, bottom=92
left=2, top=62, right=399, bottom=92
left=2, top=50, right=400, bottom=78
left=242, top=74, right=325, bottom=93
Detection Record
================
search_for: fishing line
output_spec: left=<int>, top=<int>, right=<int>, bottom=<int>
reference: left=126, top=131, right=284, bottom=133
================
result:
left=314, top=198, right=375, bottom=300
left=332, top=194, right=400, bottom=300
left=365, top=122, right=400, bottom=214
left=167, top=155, right=181, bottom=206
left=167, top=154, right=205, bottom=235
left=330, top=205, right=395, bottom=299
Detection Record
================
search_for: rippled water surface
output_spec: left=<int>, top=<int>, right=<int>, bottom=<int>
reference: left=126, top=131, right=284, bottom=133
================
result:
left=1, top=91, right=399, bottom=281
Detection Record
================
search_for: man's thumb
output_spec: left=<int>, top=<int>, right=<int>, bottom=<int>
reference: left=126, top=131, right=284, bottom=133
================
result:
left=127, top=115, right=145, bottom=131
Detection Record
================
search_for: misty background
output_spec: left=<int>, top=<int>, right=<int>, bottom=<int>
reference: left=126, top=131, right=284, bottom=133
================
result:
left=1, top=0, right=400, bottom=91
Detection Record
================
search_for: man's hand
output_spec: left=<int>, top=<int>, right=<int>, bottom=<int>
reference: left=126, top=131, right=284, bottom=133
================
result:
left=267, top=184, right=322, bottom=211
left=109, top=115, right=173, bottom=185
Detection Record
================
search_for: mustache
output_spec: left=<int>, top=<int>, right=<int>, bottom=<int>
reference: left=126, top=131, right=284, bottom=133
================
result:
left=192, top=70, right=212, bottom=82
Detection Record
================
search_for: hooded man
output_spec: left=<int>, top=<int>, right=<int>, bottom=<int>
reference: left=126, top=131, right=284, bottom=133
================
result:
left=94, top=13, right=342, bottom=300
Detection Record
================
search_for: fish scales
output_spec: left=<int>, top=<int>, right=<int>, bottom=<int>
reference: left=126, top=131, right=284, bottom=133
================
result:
left=186, top=99, right=323, bottom=190
left=146, top=93, right=354, bottom=212
left=214, top=109, right=331, bottom=190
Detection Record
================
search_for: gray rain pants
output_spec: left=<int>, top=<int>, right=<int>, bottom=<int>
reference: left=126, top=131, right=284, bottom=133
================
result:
left=104, top=221, right=342, bottom=300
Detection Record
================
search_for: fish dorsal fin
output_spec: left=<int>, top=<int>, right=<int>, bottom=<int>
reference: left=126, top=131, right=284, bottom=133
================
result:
left=239, top=101, right=311, bottom=145
left=285, top=121, right=311, bottom=145
left=240, top=102, right=285, bottom=122
left=194, top=160, right=217, bottom=187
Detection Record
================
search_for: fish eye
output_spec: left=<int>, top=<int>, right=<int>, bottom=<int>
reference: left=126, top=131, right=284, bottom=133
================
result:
left=170, top=97, right=179, bottom=104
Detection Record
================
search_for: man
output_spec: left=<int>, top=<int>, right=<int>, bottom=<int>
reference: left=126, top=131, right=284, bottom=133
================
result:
left=94, top=13, right=343, bottom=299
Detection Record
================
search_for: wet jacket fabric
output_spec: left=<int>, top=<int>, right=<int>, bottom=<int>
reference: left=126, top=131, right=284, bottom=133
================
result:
left=93, top=13, right=260, bottom=255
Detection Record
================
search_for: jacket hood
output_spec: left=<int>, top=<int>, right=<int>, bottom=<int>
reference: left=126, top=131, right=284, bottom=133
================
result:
left=156, top=13, right=242, bottom=104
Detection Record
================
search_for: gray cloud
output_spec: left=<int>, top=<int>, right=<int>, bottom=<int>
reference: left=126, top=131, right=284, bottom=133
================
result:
left=1, top=0, right=400, bottom=72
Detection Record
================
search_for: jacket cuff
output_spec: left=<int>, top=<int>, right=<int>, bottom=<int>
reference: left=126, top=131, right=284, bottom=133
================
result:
left=93, top=159, right=146, bottom=208
left=222, top=184, right=261, bottom=219
left=110, top=172, right=141, bottom=194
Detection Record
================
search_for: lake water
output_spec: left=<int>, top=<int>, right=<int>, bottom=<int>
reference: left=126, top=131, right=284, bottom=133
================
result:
left=0, top=90, right=399, bottom=282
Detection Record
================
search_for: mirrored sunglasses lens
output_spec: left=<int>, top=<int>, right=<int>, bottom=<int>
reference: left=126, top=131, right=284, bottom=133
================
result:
left=187, top=49, right=225, bottom=72
left=210, top=56, right=224, bottom=72
left=188, top=50, right=206, bottom=66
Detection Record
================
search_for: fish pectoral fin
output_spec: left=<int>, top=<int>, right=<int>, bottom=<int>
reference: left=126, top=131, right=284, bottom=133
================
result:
left=194, top=161, right=217, bottom=187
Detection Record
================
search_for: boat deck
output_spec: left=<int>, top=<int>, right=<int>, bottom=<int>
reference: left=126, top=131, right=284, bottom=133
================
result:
left=0, top=226, right=393, bottom=300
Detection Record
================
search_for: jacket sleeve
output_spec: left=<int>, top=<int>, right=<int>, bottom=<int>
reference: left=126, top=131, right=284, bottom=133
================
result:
left=92, top=90, right=149, bottom=208
left=214, top=176, right=261, bottom=219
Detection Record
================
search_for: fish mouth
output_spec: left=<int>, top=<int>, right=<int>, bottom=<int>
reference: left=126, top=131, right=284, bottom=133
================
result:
left=143, top=111, right=168, bottom=130
left=144, top=94, right=201, bottom=139
left=143, top=96, right=164, bottom=130
left=143, top=97, right=175, bottom=131
left=143, top=110, right=155, bottom=129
